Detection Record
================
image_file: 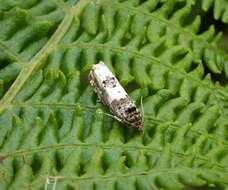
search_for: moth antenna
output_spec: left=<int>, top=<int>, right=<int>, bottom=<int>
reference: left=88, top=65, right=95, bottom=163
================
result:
left=104, top=113, right=123, bottom=123
left=140, top=96, right=144, bottom=122
left=104, top=112, right=133, bottom=126
left=140, top=96, right=144, bottom=114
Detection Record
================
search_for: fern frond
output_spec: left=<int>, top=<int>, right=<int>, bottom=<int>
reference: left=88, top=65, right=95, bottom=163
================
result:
left=200, top=0, right=228, bottom=23
left=0, top=0, right=228, bottom=189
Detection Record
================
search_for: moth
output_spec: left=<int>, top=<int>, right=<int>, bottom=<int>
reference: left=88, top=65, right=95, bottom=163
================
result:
left=88, top=61, right=144, bottom=132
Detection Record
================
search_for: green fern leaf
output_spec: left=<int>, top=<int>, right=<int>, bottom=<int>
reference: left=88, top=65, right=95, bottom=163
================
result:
left=0, top=0, right=228, bottom=190
left=200, top=0, right=228, bottom=23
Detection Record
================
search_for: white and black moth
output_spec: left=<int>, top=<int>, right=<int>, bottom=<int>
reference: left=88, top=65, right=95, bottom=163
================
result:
left=88, top=61, right=144, bottom=132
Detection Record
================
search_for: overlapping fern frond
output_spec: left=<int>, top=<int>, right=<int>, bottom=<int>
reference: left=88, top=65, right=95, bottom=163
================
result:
left=0, top=0, right=227, bottom=189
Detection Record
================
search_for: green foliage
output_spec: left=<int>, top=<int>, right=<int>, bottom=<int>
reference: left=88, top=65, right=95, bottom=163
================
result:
left=0, top=0, right=228, bottom=189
